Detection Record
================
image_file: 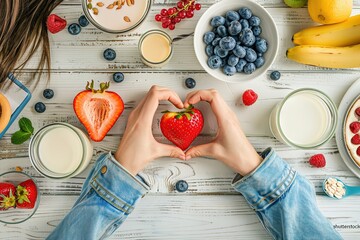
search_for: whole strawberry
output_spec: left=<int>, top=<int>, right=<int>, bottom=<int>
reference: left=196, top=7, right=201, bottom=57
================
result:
left=160, top=105, right=204, bottom=150
left=47, top=14, right=67, bottom=34
left=242, top=89, right=258, bottom=106
left=16, top=179, right=38, bottom=209
left=0, top=182, right=16, bottom=211
left=309, top=154, right=326, bottom=168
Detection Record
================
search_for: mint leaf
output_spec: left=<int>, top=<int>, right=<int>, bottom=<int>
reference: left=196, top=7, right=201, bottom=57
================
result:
left=11, top=130, right=32, bottom=145
left=18, top=117, right=34, bottom=134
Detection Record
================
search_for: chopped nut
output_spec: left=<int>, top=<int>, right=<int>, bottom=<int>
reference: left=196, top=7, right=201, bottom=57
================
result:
left=124, top=16, right=131, bottom=22
left=93, top=7, right=99, bottom=15
left=97, top=2, right=104, bottom=7
left=116, top=1, right=122, bottom=9
left=126, top=0, right=132, bottom=6
left=107, top=4, right=114, bottom=9
left=130, top=0, right=134, bottom=5
left=15, top=166, right=23, bottom=172
left=121, top=0, right=125, bottom=6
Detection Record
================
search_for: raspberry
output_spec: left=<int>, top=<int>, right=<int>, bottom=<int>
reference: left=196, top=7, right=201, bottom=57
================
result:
left=309, top=154, right=326, bottom=168
left=357, top=146, right=360, bottom=156
left=356, top=107, right=360, bottom=117
left=351, top=134, right=360, bottom=145
left=242, top=89, right=258, bottom=106
left=47, top=14, right=67, bottom=34
left=350, top=122, right=360, bottom=134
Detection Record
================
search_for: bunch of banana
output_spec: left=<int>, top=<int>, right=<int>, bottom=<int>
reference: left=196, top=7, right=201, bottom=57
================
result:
left=287, top=14, right=360, bottom=68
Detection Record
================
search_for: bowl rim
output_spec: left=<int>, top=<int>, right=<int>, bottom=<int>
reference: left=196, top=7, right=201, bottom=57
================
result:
left=0, top=171, right=40, bottom=224
left=193, top=0, right=279, bottom=83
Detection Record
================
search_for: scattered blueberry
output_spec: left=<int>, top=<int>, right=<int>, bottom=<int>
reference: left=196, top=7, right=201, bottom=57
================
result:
left=226, top=11, right=240, bottom=21
left=217, top=25, right=227, bottom=37
left=68, top=23, right=81, bottom=35
left=252, top=26, right=262, bottom=36
left=206, top=45, right=214, bottom=57
left=240, top=28, right=255, bottom=47
left=235, top=59, right=247, bottom=72
left=228, top=54, right=239, bottom=67
left=233, top=45, right=246, bottom=58
left=204, top=31, right=215, bottom=44
left=239, top=19, right=249, bottom=29
left=245, top=48, right=257, bottom=63
left=214, top=46, right=229, bottom=58
left=185, top=78, right=196, bottom=89
left=238, top=7, right=252, bottom=19
left=175, top=180, right=188, bottom=192
left=219, top=36, right=236, bottom=51
left=249, top=16, right=261, bottom=27
left=243, top=63, right=256, bottom=74
left=228, top=21, right=242, bottom=36
left=103, top=48, right=116, bottom=61
left=223, top=65, right=236, bottom=76
left=254, top=57, right=265, bottom=68
left=255, top=38, right=268, bottom=53
left=78, top=15, right=89, bottom=27
left=43, top=89, right=54, bottom=99
left=34, top=102, right=46, bottom=113
left=113, top=72, right=124, bottom=83
left=207, top=55, right=222, bottom=69
left=212, top=37, right=221, bottom=46
left=210, top=16, right=226, bottom=27
left=270, top=71, right=281, bottom=81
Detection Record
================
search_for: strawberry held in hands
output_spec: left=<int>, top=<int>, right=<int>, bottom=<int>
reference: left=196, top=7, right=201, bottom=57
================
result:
left=0, top=182, right=16, bottom=211
left=160, top=105, right=204, bottom=150
left=16, top=179, right=38, bottom=209
left=74, top=81, right=124, bottom=142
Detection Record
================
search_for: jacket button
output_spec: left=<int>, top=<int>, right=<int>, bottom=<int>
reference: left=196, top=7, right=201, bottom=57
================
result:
left=101, top=166, right=107, bottom=174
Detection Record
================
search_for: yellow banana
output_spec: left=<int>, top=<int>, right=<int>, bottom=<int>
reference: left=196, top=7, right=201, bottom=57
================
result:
left=293, top=14, right=360, bottom=47
left=287, top=44, right=360, bottom=68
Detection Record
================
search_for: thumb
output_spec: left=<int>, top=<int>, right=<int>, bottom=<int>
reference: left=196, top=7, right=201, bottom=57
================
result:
left=157, top=143, right=185, bottom=160
left=185, top=143, right=215, bottom=160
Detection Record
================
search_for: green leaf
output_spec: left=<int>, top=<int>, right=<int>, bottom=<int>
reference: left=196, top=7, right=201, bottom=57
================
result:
left=11, top=130, right=32, bottom=145
left=18, top=117, right=34, bottom=134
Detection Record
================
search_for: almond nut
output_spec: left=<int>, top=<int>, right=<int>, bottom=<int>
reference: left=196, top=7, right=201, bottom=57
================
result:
left=126, top=0, right=132, bottom=6
left=130, top=0, right=134, bottom=5
left=93, top=7, right=99, bottom=15
left=107, top=4, right=114, bottom=9
left=97, top=2, right=104, bottom=7
left=124, top=16, right=131, bottom=22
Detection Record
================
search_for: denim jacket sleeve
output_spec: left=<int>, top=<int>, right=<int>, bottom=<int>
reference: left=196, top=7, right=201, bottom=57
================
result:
left=232, top=148, right=343, bottom=240
left=47, top=153, right=150, bottom=240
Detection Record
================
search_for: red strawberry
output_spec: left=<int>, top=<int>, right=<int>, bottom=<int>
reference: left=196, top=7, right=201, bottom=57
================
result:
left=73, top=81, right=124, bottom=142
left=16, top=179, right=37, bottom=209
left=357, top=146, right=360, bottom=156
left=309, top=154, right=326, bottom=168
left=350, top=122, right=360, bottom=134
left=0, top=182, right=16, bottom=211
left=47, top=14, right=67, bottom=34
left=356, top=107, right=360, bottom=117
left=351, top=134, right=360, bottom=145
left=242, top=89, right=258, bottom=106
left=160, top=105, right=204, bottom=150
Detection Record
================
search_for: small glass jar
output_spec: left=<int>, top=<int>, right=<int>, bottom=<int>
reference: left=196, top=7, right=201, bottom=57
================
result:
left=269, top=88, right=337, bottom=149
left=29, top=123, right=93, bottom=179
left=138, top=29, right=173, bottom=68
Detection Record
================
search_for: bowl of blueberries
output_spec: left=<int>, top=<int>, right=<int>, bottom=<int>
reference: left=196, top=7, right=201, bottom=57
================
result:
left=194, top=0, right=279, bottom=83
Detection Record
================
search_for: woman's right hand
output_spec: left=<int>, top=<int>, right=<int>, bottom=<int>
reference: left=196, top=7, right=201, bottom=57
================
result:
left=184, top=89, right=262, bottom=176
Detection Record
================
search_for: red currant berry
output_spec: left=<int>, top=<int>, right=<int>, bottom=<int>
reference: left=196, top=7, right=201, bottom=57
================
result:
left=171, top=18, right=176, bottom=24
left=161, top=17, right=169, bottom=23
left=168, top=8, right=175, bottom=15
left=169, top=24, right=175, bottom=30
left=195, top=3, right=201, bottom=10
left=186, top=10, right=194, bottom=18
left=188, top=5, right=195, bottom=11
left=162, top=22, right=169, bottom=28
left=160, top=9, right=168, bottom=16
left=179, top=11, right=186, bottom=19
left=155, top=14, right=162, bottom=22
left=177, top=1, right=184, bottom=8
left=174, top=17, right=181, bottom=23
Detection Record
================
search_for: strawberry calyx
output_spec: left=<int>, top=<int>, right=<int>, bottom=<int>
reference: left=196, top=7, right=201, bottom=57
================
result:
left=16, top=185, right=30, bottom=205
left=85, top=80, right=110, bottom=93
left=0, top=189, right=16, bottom=210
left=162, top=105, right=195, bottom=120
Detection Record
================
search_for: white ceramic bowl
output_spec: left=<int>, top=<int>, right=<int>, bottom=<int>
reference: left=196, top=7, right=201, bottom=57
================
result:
left=194, top=0, right=279, bottom=83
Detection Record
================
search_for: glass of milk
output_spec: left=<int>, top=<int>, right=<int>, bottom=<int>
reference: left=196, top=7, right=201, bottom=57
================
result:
left=269, top=88, right=337, bottom=149
left=29, top=123, right=93, bottom=179
left=138, top=29, right=173, bottom=68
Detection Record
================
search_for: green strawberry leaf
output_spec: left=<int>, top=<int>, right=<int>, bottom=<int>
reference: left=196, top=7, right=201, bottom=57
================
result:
left=11, top=130, right=32, bottom=145
left=18, top=117, right=34, bottom=134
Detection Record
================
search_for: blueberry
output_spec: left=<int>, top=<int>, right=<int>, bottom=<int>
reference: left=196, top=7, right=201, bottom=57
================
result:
left=43, top=89, right=54, bottom=99
left=220, top=57, right=228, bottom=67
left=223, top=65, right=236, bottom=76
left=206, top=45, right=214, bottom=57
left=35, top=102, right=46, bottom=113
left=207, top=55, right=222, bottom=69
left=254, top=57, right=265, bottom=68
left=235, top=59, right=247, bottom=72
left=68, top=23, right=81, bottom=35
left=243, top=63, right=256, bottom=74
left=175, top=180, right=188, bottom=192
left=214, top=46, right=229, bottom=58
left=226, top=11, right=240, bottom=21
left=245, top=48, right=257, bottom=62
left=204, top=31, right=215, bottom=44
left=240, top=28, right=255, bottom=47
left=249, top=16, right=261, bottom=27
left=113, top=72, right=124, bottom=83
left=224, top=19, right=231, bottom=27
left=257, top=52, right=263, bottom=57
left=210, top=16, right=226, bottom=27
left=78, top=15, right=89, bottom=27
left=228, top=54, right=239, bottom=67
left=217, top=25, right=227, bottom=37
left=233, top=45, right=246, bottom=58
left=238, top=7, right=252, bottom=20
left=252, top=26, right=262, bottom=36
left=103, top=48, right=116, bottom=61
left=219, top=36, right=236, bottom=51
left=185, top=78, right=196, bottom=89
left=270, top=71, right=281, bottom=80
left=228, top=21, right=242, bottom=36
left=239, top=19, right=249, bottom=29
left=212, top=37, right=221, bottom=46
left=255, top=38, right=268, bottom=53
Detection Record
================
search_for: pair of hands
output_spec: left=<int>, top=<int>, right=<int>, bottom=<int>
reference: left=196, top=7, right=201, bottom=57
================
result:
left=114, top=86, right=262, bottom=177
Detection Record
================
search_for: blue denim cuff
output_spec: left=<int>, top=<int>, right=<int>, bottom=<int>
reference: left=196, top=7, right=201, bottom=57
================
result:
left=232, top=148, right=297, bottom=211
left=89, top=153, right=150, bottom=215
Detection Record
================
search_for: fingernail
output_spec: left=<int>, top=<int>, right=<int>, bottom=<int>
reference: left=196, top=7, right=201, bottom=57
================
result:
left=185, top=155, right=191, bottom=160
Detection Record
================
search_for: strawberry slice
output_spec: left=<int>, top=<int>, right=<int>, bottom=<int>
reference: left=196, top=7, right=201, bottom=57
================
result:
left=0, top=182, right=16, bottom=211
left=47, top=14, right=67, bottom=34
left=73, top=81, right=124, bottom=142
left=160, top=105, right=204, bottom=150
left=16, top=179, right=37, bottom=209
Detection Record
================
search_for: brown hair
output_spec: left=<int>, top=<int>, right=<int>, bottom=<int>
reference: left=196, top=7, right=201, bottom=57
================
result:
left=0, top=0, right=63, bottom=88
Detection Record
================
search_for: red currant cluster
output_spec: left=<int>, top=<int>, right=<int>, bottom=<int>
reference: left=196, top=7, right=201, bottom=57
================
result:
left=155, top=0, right=201, bottom=30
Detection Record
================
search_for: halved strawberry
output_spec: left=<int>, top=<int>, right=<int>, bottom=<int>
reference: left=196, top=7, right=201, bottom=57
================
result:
left=16, top=179, right=37, bottom=209
left=73, top=81, right=124, bottom=142
left=0, top=182, right=16, bottom=211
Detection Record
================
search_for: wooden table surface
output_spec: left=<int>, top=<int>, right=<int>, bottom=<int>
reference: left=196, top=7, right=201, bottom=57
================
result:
left=1, top=0, right=360, bottom=239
